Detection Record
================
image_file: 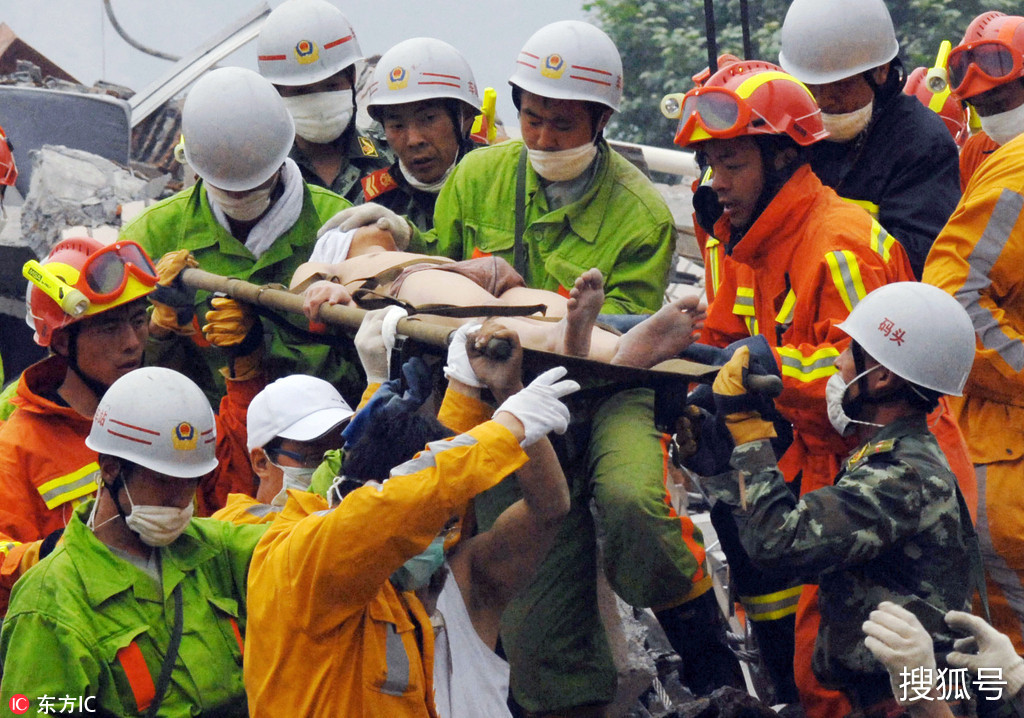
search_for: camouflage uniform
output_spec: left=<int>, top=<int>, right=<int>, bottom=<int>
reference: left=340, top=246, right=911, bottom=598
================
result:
left=703, top=415, right=974, bottom=707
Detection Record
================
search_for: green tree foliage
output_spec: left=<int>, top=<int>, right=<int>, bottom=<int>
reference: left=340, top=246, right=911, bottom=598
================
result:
left=586, top=0, right=1019, bottom=148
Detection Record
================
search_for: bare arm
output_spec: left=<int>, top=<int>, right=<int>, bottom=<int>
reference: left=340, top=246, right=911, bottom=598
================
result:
left=447, top=322, right=571, bottom=648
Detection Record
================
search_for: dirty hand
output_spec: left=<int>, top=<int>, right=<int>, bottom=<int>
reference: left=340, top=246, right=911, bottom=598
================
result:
left=945, top=610, right=1024, bottom=697
left=303, top=280, right=353, bottom=322
left=149, top=250, right=199, bottom=334
left=712, top=346, right=777, bottom=445
left=496, top=366, right=579, bottom=447
left=354, top=306, right=407, bottom=385
left=318, top=203, right=411, bottom=250
left=863, top=602, right=937, bottom=705
left=466, top=321, right=524, bottom=402
left=672, top=404, right=734, bottom=476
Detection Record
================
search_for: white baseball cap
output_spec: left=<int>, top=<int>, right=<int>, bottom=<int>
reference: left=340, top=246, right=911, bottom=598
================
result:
left=247, top=375, right=355, bottom=452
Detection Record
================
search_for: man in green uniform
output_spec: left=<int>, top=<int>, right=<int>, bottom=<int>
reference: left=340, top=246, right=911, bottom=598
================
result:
left=696, top=281, right=978, bottom=716
left=119, top=67, right=362, bottom=403
left=0, top=367, right=266, bottom=716
left=316, top=20, right=736, bottom=715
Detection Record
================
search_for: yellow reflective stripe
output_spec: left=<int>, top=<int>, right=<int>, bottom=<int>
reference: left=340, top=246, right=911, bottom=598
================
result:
left=706, top=239, right=722, bottom=294
left=37, top=463, right=100, bottom=510
left=775, top=289, right=796, bottom=325
left=778, top=346, right=840, bottom=382
left=825, top=250, right=868, bottom=312
left=869, top=220, right=895, bottom=262
left=740, top=585, right=802, bottom=621
left=733, top=286, right=755, bottom=316
left=744, top=316, right=759, bottom=336
left=840, top=196, right=880, bottom=218
left=0, top=540, right=22, bottom=560
left=736, top=71, right=816, bottom=102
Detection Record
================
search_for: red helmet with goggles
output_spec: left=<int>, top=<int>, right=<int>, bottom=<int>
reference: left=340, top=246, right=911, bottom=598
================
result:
left=25, top=237, right=158, bottom=347
left=948, top=12, right=1024, bottom=101
left=669, top=59, right=828, bottom=149
left=0, top=124, right=16, bottom=188
left=904, top=66, right=969, bottom=147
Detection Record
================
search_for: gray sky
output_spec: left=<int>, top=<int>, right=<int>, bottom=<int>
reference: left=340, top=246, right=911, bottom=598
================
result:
left=2, top=0, right=591, bottom=130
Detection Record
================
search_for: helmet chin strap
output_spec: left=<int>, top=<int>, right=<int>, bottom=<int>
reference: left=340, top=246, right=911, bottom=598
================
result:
left=63, top=324, right=144, bottom=402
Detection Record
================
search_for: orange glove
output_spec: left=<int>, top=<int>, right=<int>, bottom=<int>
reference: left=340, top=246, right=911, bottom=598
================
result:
left=712, top=346, right=777, bottom=445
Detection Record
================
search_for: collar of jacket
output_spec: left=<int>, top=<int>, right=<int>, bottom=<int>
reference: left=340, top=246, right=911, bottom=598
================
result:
left=65, top=501, right=218, bottom=606
left=14, top=355, right=89, bottom=422
left=523, top=140, right=612, bottom=246
left=715, top=164, right=823, bottom=266
left=176, top=180, right=321, bottom=272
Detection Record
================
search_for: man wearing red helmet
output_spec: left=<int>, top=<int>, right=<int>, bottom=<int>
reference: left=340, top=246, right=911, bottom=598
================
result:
left=923, top=11, right=1024, bottom=657
left=671, top=58, right=977, bottom=716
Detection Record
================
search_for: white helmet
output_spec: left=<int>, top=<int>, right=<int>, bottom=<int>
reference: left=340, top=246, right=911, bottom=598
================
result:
left=508, top=20, right=622, bottom=111
left=182, top=67, right=294, bottom=191
left=257, top=0, right=362, bottom=86
left=778, top=0, right=899, bottom=86
left=86, top=367, right=219, bottom=478
left=367, top=38, right=480, bottom=122
left=837, top=282, right=976, bottom=396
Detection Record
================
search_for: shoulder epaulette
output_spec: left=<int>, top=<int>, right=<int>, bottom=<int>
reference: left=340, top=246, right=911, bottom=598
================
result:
left=846, top=438, right=898, bottom=469
left=361, top=167, right=399, bottom=201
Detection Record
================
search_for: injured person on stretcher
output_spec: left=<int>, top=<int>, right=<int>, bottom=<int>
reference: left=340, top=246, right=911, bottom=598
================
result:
left=292, top=225, right=705, bottom=369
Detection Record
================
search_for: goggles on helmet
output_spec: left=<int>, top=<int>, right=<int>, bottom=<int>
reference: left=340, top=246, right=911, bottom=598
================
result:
left=674, top=87, right=757, bottom=144
left=948, top=40, right=1022, bottom=95
left=76, top=241, right=158, bottom=303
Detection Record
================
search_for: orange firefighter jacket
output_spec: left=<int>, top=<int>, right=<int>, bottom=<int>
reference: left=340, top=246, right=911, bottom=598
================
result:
left=959, top=131, right=1001, bottom=194
left=924, top=133, right=1024, bottom=465
left=701, top=165, right=975, bottom=502
left=244, top=420, right=527, bottom=718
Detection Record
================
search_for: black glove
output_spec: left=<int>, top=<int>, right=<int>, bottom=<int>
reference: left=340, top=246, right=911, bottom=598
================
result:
left=673, top=405, right=735, bottom=476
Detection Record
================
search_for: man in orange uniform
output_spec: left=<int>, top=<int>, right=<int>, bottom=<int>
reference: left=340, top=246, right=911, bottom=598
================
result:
left=923, top=11, right=1024, bottom=654
left=672, top=59, right=976, bottom=717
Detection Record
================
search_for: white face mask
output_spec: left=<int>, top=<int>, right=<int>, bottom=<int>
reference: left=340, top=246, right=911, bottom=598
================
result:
left=206, top=182, right=275, bottom=222
left=821, top=100, right=874, bottom=143
left=825, top=366, right=883, bottom=437
left=399, top=157, right=457, bottom=194
left=282, top=91, right=354, bottom=144
left=979, top=102, right=1024, bottom=146
left=89, top=478, right=193, bottom=547
left=270, top=463, right=317, bottom=507
left=527, top=142, right=599, bottom=182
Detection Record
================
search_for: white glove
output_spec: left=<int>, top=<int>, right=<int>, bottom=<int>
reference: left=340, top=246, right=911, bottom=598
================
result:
left=863, top=601, right=937, bottom=705
left=354, top=306, right=408, bottom=385
left=946, top=610, right=1024, bottom=697
left=308, top=227, right=356, bottom=264
left=495, top=366, right=579, bottom=446
left=444, top=323, right=485, bottom=388
left=318, top=203, right=412, bottom=250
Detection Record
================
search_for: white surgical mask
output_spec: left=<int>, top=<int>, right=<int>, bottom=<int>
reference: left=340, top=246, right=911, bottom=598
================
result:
left=821, top=101, right=874, bottom=143
left=527, top=142, right=599, bottom=182
left=400, top=157, right=457, bottom=194
left=206, top=182, right=275, bottom=222
left=825, top=367, right=883, bottom=437
left=282, top=91, right=354, bottom=144
left=89, top=478, right=193, bottom=546
left=270, top=463, right=317, bottom=507
left=979, top=103, right=1024, bottom=146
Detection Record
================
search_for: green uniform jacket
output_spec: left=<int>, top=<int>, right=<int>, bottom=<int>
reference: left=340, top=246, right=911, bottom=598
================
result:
left=414, top=139, right=674, bottom=315
left=291, top=127, right=393, bottom=205
left=121, top=180, right=363, bottom=403
left=0, top=502, right=268, bottom=717
left=704, top=416, right=973, bottom=700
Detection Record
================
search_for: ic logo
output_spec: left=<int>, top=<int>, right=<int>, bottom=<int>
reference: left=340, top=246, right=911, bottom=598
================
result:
left=9, top=694, right=29, bottom=714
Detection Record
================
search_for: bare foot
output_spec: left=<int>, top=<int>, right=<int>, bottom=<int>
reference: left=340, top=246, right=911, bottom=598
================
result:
left=612, top=295, right=706, bottom=368
left=558, top=268, right=605, bottom=356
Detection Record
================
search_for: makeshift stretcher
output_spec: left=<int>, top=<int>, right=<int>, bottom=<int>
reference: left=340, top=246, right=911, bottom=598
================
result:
left=179, top=268, right=784, bottom=432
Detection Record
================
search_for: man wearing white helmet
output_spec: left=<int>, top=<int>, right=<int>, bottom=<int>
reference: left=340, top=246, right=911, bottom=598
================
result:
left=326, top=20, right=730, bottom=715
left=777, top=0, right=960, bottom=279
left=358, top=37, right=483, bottom=232
left=256, top=0, right=391, bottom=203
left=0, top=367, right=267, bottom=716
left=692, top=282, right=978, bottom=716
left=120, top=66, right=364, bottom=403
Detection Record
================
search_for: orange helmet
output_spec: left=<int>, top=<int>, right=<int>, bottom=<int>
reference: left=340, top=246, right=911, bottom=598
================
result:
left=26, top=237, right=158, bottom=347
left=0, top=124, right=16, bottom=187
left=904, top=66, right=969, bottom=147
left=670, top=58, right=828, bottom=148
left=948, top=12, right=1024, bottom=101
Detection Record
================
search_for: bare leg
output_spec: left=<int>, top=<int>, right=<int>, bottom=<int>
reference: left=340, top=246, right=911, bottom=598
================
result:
left=557, top=268, right=605, bottom=357
left=612, top=295, right=706, bottom=368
